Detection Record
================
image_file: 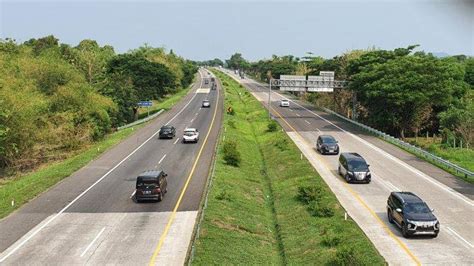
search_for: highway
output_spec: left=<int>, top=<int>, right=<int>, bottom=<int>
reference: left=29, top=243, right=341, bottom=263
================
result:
left=0, top=68, right=223, bottom=265
left=224, top=70, right=474, bottom=265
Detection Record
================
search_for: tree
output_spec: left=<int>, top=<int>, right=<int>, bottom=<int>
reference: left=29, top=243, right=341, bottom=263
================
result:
left=72, top=39, right=115, bottom=84
left=226, top=53, right=249, bottom=70
left=348, top=47, right=467, bottom=138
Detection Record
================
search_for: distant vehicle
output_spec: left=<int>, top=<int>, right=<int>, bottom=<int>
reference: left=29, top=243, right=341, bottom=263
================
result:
left=202, top=100, right=210, bottom=108
left=204, top=79, right=209, bottom=85
left=234, top=70, right=238, bottom=74
left=135, top=170, right=168, bottom=202
left=387, top=192, right=439, bottom=238
left=183, top=128, right=199, bottom=143
left=338, top=153, right=371, bottom=183
left=211, top=77, right=215, bottom=82
left=211, top=83, right=217, bottom=90
left=159, top=125, right=176, bottom=139
left=280, top=99, right=290, bottom=107
left=316, top=135, right=339, bottom=155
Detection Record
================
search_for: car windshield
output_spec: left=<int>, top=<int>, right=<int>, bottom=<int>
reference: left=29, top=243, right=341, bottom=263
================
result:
left=136, top=179, right=158, bottom=189
left=404, top=202, right=431, bottom=213
left=348, top=160, right=368, bottom=171
left=184, top=131, right=195, bottom=136
left=322, top=137, right=336, bottom=144
left=282, top=100, right=288, bottom=102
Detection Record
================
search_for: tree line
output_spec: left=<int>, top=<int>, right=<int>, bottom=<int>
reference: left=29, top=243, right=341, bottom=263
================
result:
left=222, top=47, right=473, bottom=147
left=0, top=36, right=197, bottom=170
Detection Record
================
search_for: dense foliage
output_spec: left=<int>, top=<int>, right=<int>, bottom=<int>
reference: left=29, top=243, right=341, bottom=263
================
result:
left=231, top=47, right=473, bottom=147
left=0, top=36, right=197, bottom=170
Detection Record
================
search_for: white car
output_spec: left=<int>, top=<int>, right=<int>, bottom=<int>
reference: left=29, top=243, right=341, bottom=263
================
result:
left=202, top=100, right=210, bottom=108
left=280, top=99, right=290, bottom=107
left=182, top=128, right=199, bottom=143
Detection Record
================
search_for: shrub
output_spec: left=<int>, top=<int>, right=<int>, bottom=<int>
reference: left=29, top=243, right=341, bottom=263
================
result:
left=333, top=245, right=362, bottom=266
left=321, top=233, right=341, bottom=247
left=215, top=189, right=231, bottom=201
left=223, top=140, right=241, bottom=166
left=228, top=119, right=236, bottom=129
left=223, top=81, right=229, bottom=86
left=308, top=201, right=335, bottom=218
left=297, top=185, right=324, bottom=204
left=274, top=138, right=288, bottom=151
left=267, top=121, right=278, bottom=132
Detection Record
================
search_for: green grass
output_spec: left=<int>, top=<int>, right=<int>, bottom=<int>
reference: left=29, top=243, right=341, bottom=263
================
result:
left=0, top=85, right=193, bottom=219
left=191, top=70, right=385, bottom=265
left=403, top=137, right=474, bottom=184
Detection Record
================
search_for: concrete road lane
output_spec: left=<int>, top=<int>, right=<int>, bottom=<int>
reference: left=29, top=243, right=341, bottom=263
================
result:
left=225, top=70, right=474, bottom=265
left=0, top=68, right=223, bottom=265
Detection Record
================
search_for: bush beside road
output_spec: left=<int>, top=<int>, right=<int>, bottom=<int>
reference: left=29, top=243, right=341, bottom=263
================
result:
left=191, top=71, right=385, bottom=265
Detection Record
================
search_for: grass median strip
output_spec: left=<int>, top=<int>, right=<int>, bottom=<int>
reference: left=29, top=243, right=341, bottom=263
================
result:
left=0, top=86, right=193, bottom=219
left=191, top=71, right=385, bottom=265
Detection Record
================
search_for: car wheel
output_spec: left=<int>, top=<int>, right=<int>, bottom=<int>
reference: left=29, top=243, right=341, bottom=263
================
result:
left=387, top=209, right=394, bottom=224
left=345, top=174, right=351, bottom=183
left=402, top=223, right=410, bottom=238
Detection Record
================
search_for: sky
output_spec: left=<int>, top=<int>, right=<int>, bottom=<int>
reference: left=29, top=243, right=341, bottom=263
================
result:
left=0, top=0, right=473, bottom=61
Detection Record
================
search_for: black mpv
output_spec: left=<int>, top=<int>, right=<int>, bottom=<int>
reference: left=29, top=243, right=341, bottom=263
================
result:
left=387, top=192, right=439, bottom=238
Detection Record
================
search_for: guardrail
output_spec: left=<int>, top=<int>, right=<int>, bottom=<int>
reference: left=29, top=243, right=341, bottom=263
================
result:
left=321, top=107, right=474, bottom=179
left=117, top=109, right=164, bottom=131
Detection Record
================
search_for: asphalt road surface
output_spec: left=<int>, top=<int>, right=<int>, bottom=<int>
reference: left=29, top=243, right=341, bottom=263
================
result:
left=224, top=70, right=474, bottom=265
left=0, top=68, right=223, bottom=265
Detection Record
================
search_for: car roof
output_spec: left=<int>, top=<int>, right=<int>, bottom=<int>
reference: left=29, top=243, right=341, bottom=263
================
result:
left=203, top=99, right=210, bottom=102
left=341, top=152, right=363, bottom=160
left=184, top=128, right=197, bottom=131
left=137, top=170, right=163, bottom=179
left=392, top=192, right=423, bottom=203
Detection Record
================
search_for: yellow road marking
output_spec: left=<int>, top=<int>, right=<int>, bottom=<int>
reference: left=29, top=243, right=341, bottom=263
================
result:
left=148, top=76, right=220, bottom=265
left=270, top=106, right=421, bottom=266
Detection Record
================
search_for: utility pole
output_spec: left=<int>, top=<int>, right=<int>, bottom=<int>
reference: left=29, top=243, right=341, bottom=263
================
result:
left=268, top=79, right=272, bottom=118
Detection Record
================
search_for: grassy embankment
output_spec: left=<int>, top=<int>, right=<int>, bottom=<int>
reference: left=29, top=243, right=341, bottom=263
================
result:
left=191, top=71, right=385, bottom=265
left=404, top=137, right=473, bottom=183
left=0, top=86, right=193, bottom=219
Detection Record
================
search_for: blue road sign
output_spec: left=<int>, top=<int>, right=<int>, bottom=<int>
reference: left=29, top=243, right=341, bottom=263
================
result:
left=138, top=101, right=153, bottom=107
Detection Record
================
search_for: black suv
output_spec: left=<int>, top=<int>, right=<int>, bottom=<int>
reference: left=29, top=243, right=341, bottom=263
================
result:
left=387, top=192, right=439, bottom=238
left=159, top=125, right=176, bottom=139
left=135, top=170, right=168, bottom=202
left=316, top=135, right=339, bottom=155
left=338, top=153, right=371, bottom=183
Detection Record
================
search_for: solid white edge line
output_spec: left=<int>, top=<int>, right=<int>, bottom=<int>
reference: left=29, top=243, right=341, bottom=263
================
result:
left=253, top=82, right=474, bottom=208
left=446, top=227, right=473, bottom=249
left=158, top=154, right=167, bottom=165
left=80, top=227, right=106, bottom=257
left=173, top=138, right=180, bottom=145
left=0, top=69, right=206, bottom=263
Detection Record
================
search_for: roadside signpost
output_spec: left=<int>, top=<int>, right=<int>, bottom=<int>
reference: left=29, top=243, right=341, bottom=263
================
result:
left=267, top=71, right=347, bottom=118
left=137, top=101, right=153, bottom=117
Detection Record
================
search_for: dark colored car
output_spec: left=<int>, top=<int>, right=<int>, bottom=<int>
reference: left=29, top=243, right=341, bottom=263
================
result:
left=338, top=153, right=371, bottom=183
left=159, top=125, right=176, bottom=139
left=135, top=170, right=168, bottom=202
left=387, top=192, right=439, bottom=238
left=316, top=135, right=339, bottom=155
